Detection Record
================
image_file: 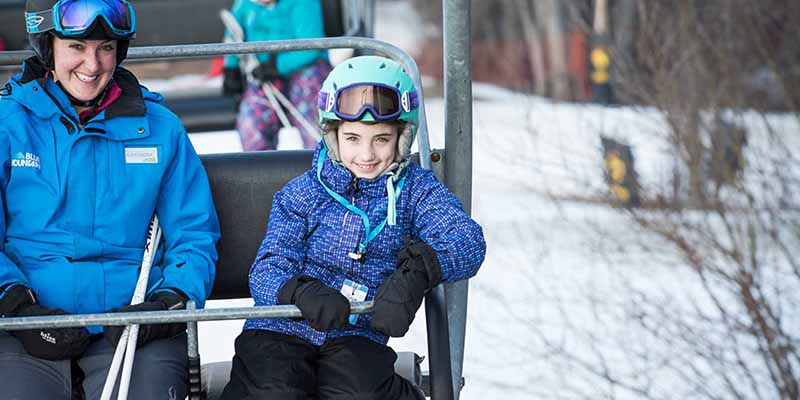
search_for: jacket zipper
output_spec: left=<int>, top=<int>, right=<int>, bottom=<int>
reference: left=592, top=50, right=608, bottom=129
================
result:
left=40, top=81, right=84, bottom=132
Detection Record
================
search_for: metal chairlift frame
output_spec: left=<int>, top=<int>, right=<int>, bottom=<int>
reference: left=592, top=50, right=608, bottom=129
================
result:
left=0, top=0, right=473, bottom=399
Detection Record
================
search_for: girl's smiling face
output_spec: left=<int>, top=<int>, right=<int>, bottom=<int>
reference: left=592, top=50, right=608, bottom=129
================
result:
left=337, top=121, right=399, bottom=179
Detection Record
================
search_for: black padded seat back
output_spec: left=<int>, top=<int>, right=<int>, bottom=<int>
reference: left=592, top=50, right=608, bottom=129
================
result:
left=200, top=150, right=314, bottom=300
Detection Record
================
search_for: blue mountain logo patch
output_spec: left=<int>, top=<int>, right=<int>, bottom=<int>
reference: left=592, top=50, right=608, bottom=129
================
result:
left=12, top=152, right=41, bottom=169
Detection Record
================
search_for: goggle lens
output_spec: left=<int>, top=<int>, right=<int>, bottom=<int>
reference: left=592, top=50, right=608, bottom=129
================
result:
left=57, top=0, right=133, bottom=36
left=336, top=84, right=401, bottom=120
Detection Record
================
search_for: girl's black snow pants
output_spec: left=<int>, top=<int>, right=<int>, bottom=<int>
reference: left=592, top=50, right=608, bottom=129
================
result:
left=219, top=329, right=425, bottom=400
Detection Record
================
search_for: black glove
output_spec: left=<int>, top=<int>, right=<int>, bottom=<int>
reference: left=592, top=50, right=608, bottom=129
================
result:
left=371, top=240, right=443, bottom=337
left=104, top=291, right=188, bottom=348
left=278, top=275, right=350, bottom=332
left=222, top=67, right=244, bottom=97
left=0, top=285, right=90, bottom=361
left=251, top=61, right=281, bottom=82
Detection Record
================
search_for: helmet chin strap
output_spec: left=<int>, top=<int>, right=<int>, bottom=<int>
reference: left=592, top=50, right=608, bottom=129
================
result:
left=55, top=80, right=112, bottom=108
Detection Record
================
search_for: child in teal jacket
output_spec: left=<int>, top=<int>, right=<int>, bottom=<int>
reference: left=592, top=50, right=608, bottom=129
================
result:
left=222, top=0, right=332, bottom=150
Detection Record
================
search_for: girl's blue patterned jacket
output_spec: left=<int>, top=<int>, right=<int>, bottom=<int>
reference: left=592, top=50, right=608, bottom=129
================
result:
left=243, top=142, right=486, bottom=345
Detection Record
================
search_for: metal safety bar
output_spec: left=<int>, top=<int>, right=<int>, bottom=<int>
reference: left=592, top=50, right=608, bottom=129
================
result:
left=0, top=38, right=431, bottom=164
left=0, top=301, right=374, bottom=331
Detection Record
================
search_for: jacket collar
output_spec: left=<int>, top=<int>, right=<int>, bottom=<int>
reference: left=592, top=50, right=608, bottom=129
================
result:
left=313, top=142, right=398, bottom=199
left=8, top=57, right=154, bottom=141
left=104, top=67, right=147, bottom=119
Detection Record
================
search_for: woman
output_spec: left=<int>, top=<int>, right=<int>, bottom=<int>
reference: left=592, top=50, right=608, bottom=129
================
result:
left=0, top=1, right=220, bottom=398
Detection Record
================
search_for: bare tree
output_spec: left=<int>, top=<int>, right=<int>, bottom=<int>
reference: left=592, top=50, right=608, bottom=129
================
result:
left=513, top=0, right=547, bottom=95
left=536, top=0, right=570, bottom=100
left=549, top=1, right=800, bottom=398
left=410, top=0, right=592, bottom=98
left=471, top=1, right=800, bottom=398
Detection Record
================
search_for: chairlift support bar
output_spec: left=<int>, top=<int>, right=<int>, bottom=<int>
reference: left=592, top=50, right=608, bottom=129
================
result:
left=442, top=1, right=472, bottom=399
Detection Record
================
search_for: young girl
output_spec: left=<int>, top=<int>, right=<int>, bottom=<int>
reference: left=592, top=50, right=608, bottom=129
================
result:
left=221, top=56, right=486, bottom=399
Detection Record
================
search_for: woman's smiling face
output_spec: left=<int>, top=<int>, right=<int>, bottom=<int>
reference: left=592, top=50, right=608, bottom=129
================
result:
left=51, top=36, right=117, bottom=102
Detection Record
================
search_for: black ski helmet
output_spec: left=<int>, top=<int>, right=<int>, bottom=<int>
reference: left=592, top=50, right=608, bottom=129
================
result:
left=25, top=0, right=136, bottom=68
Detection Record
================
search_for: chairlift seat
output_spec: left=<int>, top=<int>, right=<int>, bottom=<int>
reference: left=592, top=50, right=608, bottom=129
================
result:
left=198, top=150, right=428, bottom=398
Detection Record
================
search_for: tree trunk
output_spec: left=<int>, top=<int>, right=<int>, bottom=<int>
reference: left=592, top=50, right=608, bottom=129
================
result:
left=537, top=0, right=569, bottom=100
left=514, top=0, right=546, bottom=95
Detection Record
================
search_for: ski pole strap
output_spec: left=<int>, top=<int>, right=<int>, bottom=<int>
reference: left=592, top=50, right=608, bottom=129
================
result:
left=316, top=147, right=406, bottom=257
left=269, top=81, right=322, bottom=141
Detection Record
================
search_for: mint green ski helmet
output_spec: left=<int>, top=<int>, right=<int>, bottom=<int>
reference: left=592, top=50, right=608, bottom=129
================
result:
left=318, top=56, right=419, bottom=163
left=318, top=56, right=419, bottom=128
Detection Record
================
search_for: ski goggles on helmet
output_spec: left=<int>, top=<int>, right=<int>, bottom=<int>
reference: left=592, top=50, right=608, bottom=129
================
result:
left=319, top=83, right=419, bottom=122
left=26, top=0, right=135, bottom=39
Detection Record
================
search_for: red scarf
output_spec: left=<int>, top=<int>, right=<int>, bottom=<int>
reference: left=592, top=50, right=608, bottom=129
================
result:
left=78, top=81, right=122, bottom=124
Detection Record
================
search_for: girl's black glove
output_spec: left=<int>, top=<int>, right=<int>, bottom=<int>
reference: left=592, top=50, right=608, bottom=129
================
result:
left=278, top=275, right=350, bottom=332
left=371, top=241, right=443, bottom=337
left=252, top=62, right=281, bottom=82
left=0, top=284, right=90, bottom=361
left=103, top=291, right=188, bottom=348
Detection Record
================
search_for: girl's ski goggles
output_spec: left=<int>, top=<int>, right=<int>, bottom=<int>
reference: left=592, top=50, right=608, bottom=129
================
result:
left=320, top=83, right=419, bottom=122
left=26, top=0, right=135, bottom=39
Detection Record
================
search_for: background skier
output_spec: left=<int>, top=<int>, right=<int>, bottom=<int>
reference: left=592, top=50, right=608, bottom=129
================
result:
left=222, top=0, right=332, bottom=151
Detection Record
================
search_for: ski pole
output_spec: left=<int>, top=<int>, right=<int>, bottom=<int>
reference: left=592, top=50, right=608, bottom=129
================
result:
left=100, top=325, right=129, bottom=400
left=262, top=82, right=293, bottom=130
left=219, top=9, right=258, bottom=74
left=118, top=215, right=162, bottom=400
left=265, top=81, right=322, bottom=141
left=101, top=215, right=162, bottom=400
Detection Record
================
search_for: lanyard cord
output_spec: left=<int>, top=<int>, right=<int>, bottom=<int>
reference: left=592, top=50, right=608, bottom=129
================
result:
left=316, top=147, right=407, bottom=255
